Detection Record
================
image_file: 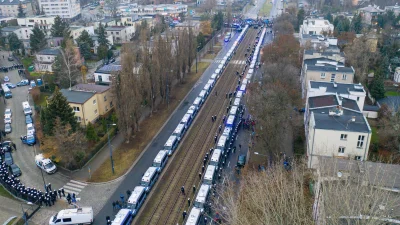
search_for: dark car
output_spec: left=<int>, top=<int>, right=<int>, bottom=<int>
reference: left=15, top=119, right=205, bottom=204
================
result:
left=237, top=154, right=246, bottom=168
left=7, top=56, right=14, bottom=61
left=9, top=164, right=21, bottom=177
left=25, top=115, right=33, bottom=124
left=2, top=141, right=13, bottom=152
left=4, top=152, right=13, bottom=166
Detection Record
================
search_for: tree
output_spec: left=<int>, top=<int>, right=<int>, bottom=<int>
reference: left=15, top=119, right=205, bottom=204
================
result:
left=370, top=77, right=385, bottom=100
left=334, top=16, right=350, bottom=34
left=17, top=2, right=26, bottom=18
left=41, top=87, right=77, bottom=136
left=98, top=23, right=109, bottom=46
left=212, top=11, right=224, bottom=31
left=200, top=21, right=212, bottom=36
left=77, top=30, right=94, bottom=47
left=51, top=16, right=70, bottom=38
left=52, top=39, right=80, bottom=89
left=325, top=12, right=333, bottom=23
left=262, top=34, right=300, bottom=67
left=380, top=55, right=390, bottom=79
left=296, top=9, right=305, bottom=32
left=77, top=30, right=94, bottom=60
left=85, top=122, right=98, bottom=142
left=30, top=25, right=47, bottom=53
left=351, top=14, right=363, bottom=34
left=7, top=33, right=22, bottom=52
left=197, top=32, right=206, bottom=49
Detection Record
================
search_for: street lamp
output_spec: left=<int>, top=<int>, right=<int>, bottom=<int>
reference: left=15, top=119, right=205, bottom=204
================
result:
left=107, top=123, right=117, bottom=174
left=195, top=45, right=200, bottom=73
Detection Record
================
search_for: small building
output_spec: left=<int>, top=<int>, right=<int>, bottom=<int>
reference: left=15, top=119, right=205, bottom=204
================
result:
left=303, top=49, right=345, bottom=64
left=357, top=5, right=385, bottom=25
left=60, top=89, right=98, bottom=126
left=94, top=63, right=122, bottom=84
left=71, top=84, right=114, bottom=117
left=0, top=0, right=34, bottom=17
left=17, top=15, right=56, bottom=36
left=35, top=48, right=60, bottom=72
left=105, top=26, right=135, bottom=44
left=300, top=18, right=334, bottom=35
left=70, top=26, right=95, bottom=43
left=90, top=34, right=114, bottom=54
left=93, top=17, right=118, bottom=29
left=1, top=26, right=33, bottom=41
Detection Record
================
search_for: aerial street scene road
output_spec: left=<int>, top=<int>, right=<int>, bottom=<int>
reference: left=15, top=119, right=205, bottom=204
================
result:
left=0, top=0, right=400, bottom=224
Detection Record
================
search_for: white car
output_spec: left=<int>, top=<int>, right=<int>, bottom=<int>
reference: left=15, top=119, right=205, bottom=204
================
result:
left=4, top=108, right=11, bottom=119
left=27, top=123, right=35, bottom=135
left=4, top=117, right=11, bottom=124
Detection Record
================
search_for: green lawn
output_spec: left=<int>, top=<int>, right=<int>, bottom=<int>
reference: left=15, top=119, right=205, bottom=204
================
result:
left=21, top=57, right=34, bottom=68
left=371, top=127, right=379, bottom=144
left=385, top=91, right=400, bottom=96
left=259, top=1, right=273, bottom=17
left=29, top=72, right=42, bottom=77
left=0, top=185, right=14, bottom=199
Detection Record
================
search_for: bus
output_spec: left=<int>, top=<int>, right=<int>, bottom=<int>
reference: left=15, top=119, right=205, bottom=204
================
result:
left=226, top=115, right=236, bottom=128
left=203, top=165, right=217, bottom=185
left=172, top=123, right=186, bottom=141
left=141, top=167, right=159, bottom=192
left=164, top=135, right=179, bottom=156
left=217, top=135, right=228, bottom=151
left=210, top=149, right=223, bottom=170
left=127, top=186, right=147, bottom=216
left=185, top=207, right=202, bottom=225
left=2, top=84, right=12, bottom=98
left=194, top=184, right=210, bottom=210
left=180, top=113, right=193, bottom=129
left=111, top=209, right=133, bottom=225
left=152, top=150, right=168, bottom=172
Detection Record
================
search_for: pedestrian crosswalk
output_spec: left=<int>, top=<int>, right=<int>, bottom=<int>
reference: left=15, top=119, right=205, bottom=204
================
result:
left=214, top=59, right=246, bottom=65
left=214, top=59, right=223, bottom=63
left=62, top=180, right=87, bottom=196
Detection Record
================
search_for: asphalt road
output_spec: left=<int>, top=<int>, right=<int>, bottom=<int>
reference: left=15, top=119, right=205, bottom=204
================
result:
left=94, top=32, right=240, bottom=223
left=0, top=52, right=69, bottom=193
left=245, top=0, right=266, bottom=19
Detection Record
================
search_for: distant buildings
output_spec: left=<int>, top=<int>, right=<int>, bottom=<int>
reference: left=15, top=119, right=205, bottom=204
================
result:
left=17, top=15, right=56, bottom=36
left=300, top=18, right=334, bottom=35
left=0, top=0, right=34, bottom=17
left=116, top=3, right=187, bottom=17
left=38, top=0, right=81, bottom=20
left=357, top=4, right=385, bottom=25
left=105, top=26, right=135, bottom=44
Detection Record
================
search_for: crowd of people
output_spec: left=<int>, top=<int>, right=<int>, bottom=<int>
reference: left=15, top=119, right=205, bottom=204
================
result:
left=0, top=63, right=23, bottom=73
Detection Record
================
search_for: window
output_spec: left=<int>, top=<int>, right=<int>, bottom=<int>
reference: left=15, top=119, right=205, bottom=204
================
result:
left=116, top=32, right=119, bottom=35
left=330, top=74, right=336, bottom=82
left=338, top=147, right=345, bottom=153
left=357, top=97, right=360, bottom=101
left=110, top=101, right=113, bottom=107
left=320, top=73, right=326, bottom=79
left=93, top=100, right=96, bottom=105
left=357, top=135, right=365, bottom=148
left=62, top=218, right=72, bottom=222
left=340, top=134, right=347, bottom=140
left=342, top=74, right=347, bottom=80
left=354, top=156, right=362, bottom=160
left=73, top=106, right=80, bottom=112
left=94, top=109, right=98, bottom=115
left=76, top=116, right=81, bottom=122
left=104, top=96, right=107, bottom=101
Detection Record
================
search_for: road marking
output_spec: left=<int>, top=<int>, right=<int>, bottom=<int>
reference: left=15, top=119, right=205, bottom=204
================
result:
left=69, top=180, right=88, bottom=186
left=228, top=161, right=230, bottom=168
left=62, top=180, right=87, bottom=196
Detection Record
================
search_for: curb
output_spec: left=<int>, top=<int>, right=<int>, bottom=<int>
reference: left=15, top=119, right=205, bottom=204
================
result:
left=86, top=47, right=223, bottom=185
left=2, top=216, right=17, bottom=225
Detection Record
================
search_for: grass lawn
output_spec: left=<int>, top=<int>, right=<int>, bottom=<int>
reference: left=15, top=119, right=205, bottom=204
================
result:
left=0, top=185, right=14, bottom=199
left=385, top=91, right=400, bottom=96
left=371, top=126, right=379, bottom=144
left=21, top=57, right=34, bottom=68
left=89, top=62, right=212, bottom=182
left=38, top=93, right=50, bottom=107
left=259, top=0, right=273, bottom=17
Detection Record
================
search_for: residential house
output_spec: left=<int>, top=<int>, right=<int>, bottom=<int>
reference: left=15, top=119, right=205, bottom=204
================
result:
left=301, top=58, right=355, bottom=96
left=299, top=18, right=334, bottom=35
left=0, top=0, right=34, bottom=17
left=90, top=34, right=114, bottom=54
left=357, top=5, right=385, bottom=25
left=60, top=89, right=99, bottom=126
left=35, top=48, right=60, bottom=72
left=17, top=15, right=56, bottom=36
left=71, top=84, right=114, bottom=117
left=70, top=26, right=95, bottom=42
left=299, top=34, right=339, bottom=51
left=120, top=15, right=141, bottom=26
left=303, top=49, right=345, bottom=64
left=105, top=26, right=135, bottom=43
left=38, top=0, right=81, bottom=21
left=93, top=17, right=118, bottom=30
left=385, top=3, right=400, bottom=16
left=1, top=26, right=32, bottom=40
left=306, top=94, right=371, bottom=168
left=94, top=63, right=122, bottom=84
left=116, top=3, right=187, bottom=17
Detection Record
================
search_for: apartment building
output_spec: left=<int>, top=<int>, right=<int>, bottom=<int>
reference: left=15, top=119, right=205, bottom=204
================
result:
left=0, top=0, right=34, bottom=17
left=300, top=18, right=334, bottom=35
left=1, top=26, right=33, bottom=40
left=306, top=94, right=371, bottom=168
left=116, top=3, right=187, bottom=17
left=38, top=0, right=81, bottom=20
left=17, top=15, right=56, bottom=36
left=105, top=26, right=135, bottom=44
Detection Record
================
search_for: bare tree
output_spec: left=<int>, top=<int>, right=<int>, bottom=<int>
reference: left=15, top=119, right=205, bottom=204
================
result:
left=54, top=39, right=81, bottom=89
left=202, top=0, right=216, bottom=13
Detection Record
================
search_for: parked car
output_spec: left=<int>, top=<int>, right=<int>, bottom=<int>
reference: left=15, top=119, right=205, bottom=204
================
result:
left=27, top=123, right=35, bottom=135
left=4, top=123, right=11, bottom=133
left=237, top=154, right=246, bottom=168
left=7, top=56, right=13, bottom=61
left=25, top=115, right=33, bottom=124
left=9, top=164, right=21, bottom=177
left=16, top=79, right=29, bottom=87
left=4, top=108, right=11, bottom=119
left=4, top=117, right=11, bottom=124
left=4, top=152, right=13, bottom=166
left=3, top=76, right=9, bottom=82
left=5, top=83, right=16, bottom=89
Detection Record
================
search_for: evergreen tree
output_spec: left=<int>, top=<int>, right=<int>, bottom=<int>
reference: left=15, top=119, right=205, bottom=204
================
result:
left=77, top=30, right=94, bottom=47
left=7, top=33, right=22, bottom=52
left=370, top=77, right=386, bottom=100
left=43, top=87, right=77, bottom=135
left=97, top=23, right=109, bottom=46
left=351, top=14, right=362, bottom=34
left=51, top=16, right=71, bottom=38
left=30, top=25, right=47, bottom=53
left=17, top=2, right=26, bottom=18
left=380, top=55, right=390, bottom=79
left=297, top=9, right=305, bottom=32
left=78, top=42, right=92, bottom=60
left=85, top=122, right=98, bottom=141
left=196, top=32, right=205, bottom=49
left=325, top=13, right=333, bottom=23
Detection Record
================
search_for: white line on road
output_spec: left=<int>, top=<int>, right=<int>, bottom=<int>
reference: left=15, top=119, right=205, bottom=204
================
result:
left=65, top=182, right=86, bottom=189
left=63, top=185, right=83, bottom=192
left=69, top=180, right=88, bottom=186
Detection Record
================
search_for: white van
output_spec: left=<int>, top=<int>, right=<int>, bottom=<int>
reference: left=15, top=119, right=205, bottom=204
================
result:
left=222, top=127, right=232, bottom=139
left=172, top=123, right=186, bottom=141
left=229, top=106, right=238, bottom=117
left=217, top=135, right=228, bottom=151
left=141, top=167, right=159, bottom=192
left=127, top=186, right=147, bottom=216
left=187, top=105, right=198, bottom=117
left=207, top=79, right=215, bottom=88
left=242, top=78, right=248, bottom=85
left=210, top=149, right=223, bottom=169
left=239, top=84, right=246, bottom=93
left=49, top=207, right=93, bottom=225
left=152, top=150, right=168, bottom=172
left=203, top=165, right=217, bottom=185
left=193, top=97, right=203, bottom=109
left=218, top=63, right=223, bottom=71
left=203, top=83, right=212, bottom=95
left=236, top=91, right=243, bottom=99
left=27, top=123, right=35, bottom=135
left=211, top=73, right=218, bottom=80
left=22, top=101, right=32, bottom=115
left=215, top=68, right=221, bottom=76
left=185, top=207, right=201, bottom=225
left=164, top=135, right=179, bottom=156
left=180, top=113, right=193, bottom=129
left=194, top=184, right=210, bottom=210
left=198, top=90, right=207, bottom=100
left=233, top=97, right=241, bottom=106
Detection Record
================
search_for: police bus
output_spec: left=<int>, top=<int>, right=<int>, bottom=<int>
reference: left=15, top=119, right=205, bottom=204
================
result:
left=185, top=207, right=202, bottom=225
left=229, top=106, right=239, bottom=117
left=233, top=97, right=241, bottom=107
left=226, top=115, right=236, bottom=128
left=203, top=83, right=212, bottom=95
left=2, top=84, right=12, bottom=98
left=127, top=186, right=147, bottom=217
left=207, top=79, right=215, bottom=88
left=239, top=84, right=247, bottom=93
left=152, top=150, right=168, bottom=172
left=141, top=167, right=159, bottom=192
left=172, top=123, right=186, bottom=141
left=187, top=105, right=198, bottom=117
left=111, top=209, right=133, bottom=225
left=180, top=113, right=193, bottom=129
left=236, top=91, right=243, bottom=99
left=164, top=135, right=179, bottom=156
left=210, top=149, right=223, bottom=170
left=193, top=97, right=203, bottom=109
left=222, top=127, right=232, bottom=139
left=194, top=184, right=210, bottom=210
left=211, top=73, right=218, bottom=80
left=198, top=90, right=207, bottom=100
left=203, top=165, right=217, bottom=185
left=217, top=135, right=228, bottom=151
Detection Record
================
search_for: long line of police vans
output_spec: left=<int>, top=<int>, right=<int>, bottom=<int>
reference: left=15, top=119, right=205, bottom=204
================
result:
left=108, top=25, right=250, bottom=225
left=184, top=27, right=268, bottom=225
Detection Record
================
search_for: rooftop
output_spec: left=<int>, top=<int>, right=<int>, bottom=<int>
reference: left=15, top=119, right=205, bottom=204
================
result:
left=304, top=49, right=345, bottom=57
left=95, top=64, right=122, bottom=74
left=105, top=26, right=126, bottom=32
left=100, top=17, right=116, bottom=23
left=304, top=58, right=344, bottom=66
left=1, top=26, right=22, bottom=32
left=0, top=0, right=31, bottom=5
left=358, top=4, right=385, bottom=13
left=309, top=81, right=365, bottom=95
left=311, top=108, right=370, bottom=133
left=304, top=18, right=333, bottom=26
left=38, top=48, right=61, bottom=56
left=60, top=89, right=95, bottom=104
left=304, top=58, right=353, bottom=73
left=308, top=95, right=338, bottom=108
left=72, top=84, right=110, bottom=93
left=341, top=98, right=360, bottom=111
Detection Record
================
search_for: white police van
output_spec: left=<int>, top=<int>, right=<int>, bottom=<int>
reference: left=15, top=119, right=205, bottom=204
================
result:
left=218, top=63, right=224, bottom=71
left=239, top=84, right=247, bottom=93
left=49, top=207, right=93, bottom=225
left=152, top=150, right=168, bottom=172
left=193, top=97, right=203, bottom=109
left=215, top=68, right=222, bottom=77
left=203, top=83, right=212, bottom=95
left=187, top=105, right=198, bottom=117
left=180, top=113, right=193, bottom=129
left=198, top=90, right=207, bottom=100
left=217, top=135, right=228, bottom=151
left=141, top=167, right=159, bottom=192
left=127, top=186, right=147, bottom=216
left=185, top=207, right=201, bottom=225
left=229, top=106, right=239, bottom=117
left=247, top=68, right=254, bottom=79
left=203, top=165, right=217, bottom=185
left=210, top=149, right=223, bottom=170
left=207, top=79, right=215, bottom=88
left=236, top=91, right=243, bottom=99
left=225, top=115, right=236, bottom=128
left=172, top=123, right=186, bottom=141
left=194, top=184, right=210, bottom=211
left=22, top=101, right=32, bottom=115
left=164, top=135, right=179, bottom=156
left=211, top=73, right=218, bottom=80
left=222, top=127, right=232, bottom=139
left=233, top=97, right=241, bottom=106
left=111, top=209, right=133, bottom=225
left=242, top=78, right=248, bottom=85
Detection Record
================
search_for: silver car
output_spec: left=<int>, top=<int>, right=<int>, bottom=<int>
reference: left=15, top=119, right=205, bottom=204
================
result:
left=4, top=123, right=11, bottom=133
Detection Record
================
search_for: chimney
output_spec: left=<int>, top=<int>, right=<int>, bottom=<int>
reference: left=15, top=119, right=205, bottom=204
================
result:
left=351, top=116, right=356, bottom=122
left=333, top=82, right=337, bottom=88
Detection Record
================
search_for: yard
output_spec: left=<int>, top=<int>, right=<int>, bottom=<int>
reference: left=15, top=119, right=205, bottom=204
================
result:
left=21, top=56, right=34, bottom=69
left=385, top=91, right=400, bottom=96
